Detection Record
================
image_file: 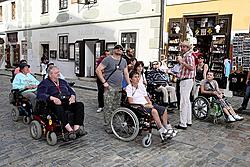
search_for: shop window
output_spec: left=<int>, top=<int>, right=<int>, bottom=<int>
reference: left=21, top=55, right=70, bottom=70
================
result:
left=121, top=32, right=136, bottom=55
left=0, top=6, right=2, bottom=22
left=59, top=0, right=68, bottom=10
left=42, top=0, right=48, bottom=14
left=11, top=2, right=15, bottom=20
left=59, top=35, right=68, bottom=59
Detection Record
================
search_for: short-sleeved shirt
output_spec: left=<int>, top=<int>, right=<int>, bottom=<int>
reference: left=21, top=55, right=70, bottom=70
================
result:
left=125, top=84, right=148, bottom=105
left=201, top=79, right=219, bottom=91
left=101, top=56, right=127, bottom=88
left=178, top=50, right=195, bottom=79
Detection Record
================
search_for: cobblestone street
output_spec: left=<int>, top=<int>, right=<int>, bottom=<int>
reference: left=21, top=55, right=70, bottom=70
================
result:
left=0, top=71, right=250, bottom=167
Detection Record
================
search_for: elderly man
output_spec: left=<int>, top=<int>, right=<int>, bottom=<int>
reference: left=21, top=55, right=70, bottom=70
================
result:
left=175, top=41, right=195, bottom=130
left=37, top=66, right=87, bottom=139
left=12, top=62, right=39, bottom=111
left=147, top=61, right=177, bottom=108
left=96, top=44, right=130, bottom=133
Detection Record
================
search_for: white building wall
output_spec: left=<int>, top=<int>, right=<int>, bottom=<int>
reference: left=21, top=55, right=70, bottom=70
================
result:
left=1, top=0, right=162, bottom=78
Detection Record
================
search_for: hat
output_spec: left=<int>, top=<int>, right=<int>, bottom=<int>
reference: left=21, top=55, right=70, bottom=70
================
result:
left=19, top=63, right=30, bottom=69
left=180, top=40, right=191, bottom=49
left=114, top=44, right=124, bottom=51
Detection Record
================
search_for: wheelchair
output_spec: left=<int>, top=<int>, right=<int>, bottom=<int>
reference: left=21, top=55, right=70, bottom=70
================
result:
left=29, top=100, right=85, bottom=146
left=146, top=82, right=164, bottom=105
left=110, top=91, right=173, bottom=148
left=192, top=95, right=224, bottom=124
left=9, top=89, right=33, bottom=124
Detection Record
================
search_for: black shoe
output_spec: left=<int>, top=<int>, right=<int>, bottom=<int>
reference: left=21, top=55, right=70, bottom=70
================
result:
left=187, top=124, right=192, bottom=127
left=75, top=127, right=88, bottom=137
left=174, top=125, right=187, bottom=130
left=237, top=107, right=246, bottom=112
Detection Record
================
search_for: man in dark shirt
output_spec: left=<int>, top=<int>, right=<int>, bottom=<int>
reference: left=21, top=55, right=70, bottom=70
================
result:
left=37, top=66, right=87, bottom=139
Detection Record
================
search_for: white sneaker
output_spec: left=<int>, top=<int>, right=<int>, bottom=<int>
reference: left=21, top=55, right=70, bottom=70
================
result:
left=233, top=114, right=244, bottom=121
left=96, top=107, right=103, bottom=113
left=227, top=115, right=236, bottom=122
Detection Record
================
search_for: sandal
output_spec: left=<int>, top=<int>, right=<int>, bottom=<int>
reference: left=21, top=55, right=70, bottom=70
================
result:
left=75, top=127, right=88, bottom=137
left=68, top=131, right=76, bottom=140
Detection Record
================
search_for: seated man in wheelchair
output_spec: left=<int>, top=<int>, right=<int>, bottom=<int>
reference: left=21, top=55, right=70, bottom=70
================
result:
left=146, top=61, right=177, bottom=108
left=12, top=62, right=39, bottom=111
left=200, top=71, right=244, bottom=122
left=126, top=71, right=177, bottom=140
left=37, top=66, right=87, bottom=140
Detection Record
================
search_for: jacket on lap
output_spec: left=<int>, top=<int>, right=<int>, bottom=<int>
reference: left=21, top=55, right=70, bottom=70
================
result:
left=146, top=69, right=169, bottom=85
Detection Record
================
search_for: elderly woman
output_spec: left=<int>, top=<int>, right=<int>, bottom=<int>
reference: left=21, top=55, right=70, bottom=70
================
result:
left=37, top=66, right=87, bottom=139
left=125, top=70, right=177, bottom=140
left=12, top=62, right=39, bottom=111
left=200, top=71, right=244, bottom=122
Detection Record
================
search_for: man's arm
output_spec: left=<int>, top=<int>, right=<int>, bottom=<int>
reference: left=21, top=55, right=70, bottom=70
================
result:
left=124, top=67, right=131, bottom=85
left=246, top=71, right=250, bottom=84
left=96, top=63, right=106, bottom=84
left=177, top=55, right=194, bottom=71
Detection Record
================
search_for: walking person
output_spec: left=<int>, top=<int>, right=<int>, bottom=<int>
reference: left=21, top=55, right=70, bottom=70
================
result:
left=96, top=45, right=130, bottom=133
left=96, top=50, right=110, bottom=113
left=237, top=71, right=250, bottom=112
left=175, top=41, right=195, bottom=130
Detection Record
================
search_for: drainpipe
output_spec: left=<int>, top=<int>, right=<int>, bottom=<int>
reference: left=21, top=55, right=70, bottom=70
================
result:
left=158, top=0, right=165, bottom=61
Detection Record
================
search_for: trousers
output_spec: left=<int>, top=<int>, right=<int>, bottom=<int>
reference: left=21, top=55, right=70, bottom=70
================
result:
left=179, top=79, right=193, bottom=127
left=103, top=86, right=121, bottom=126
left=50, top=102, right=85, bottom=127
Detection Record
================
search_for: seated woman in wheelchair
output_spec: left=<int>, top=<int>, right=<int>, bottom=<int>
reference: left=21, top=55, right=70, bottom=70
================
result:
left=12, top=62, right=39, bottom=111
left=125, top=70, right=177, bottom=139
left=200, top=71, right=244, bottom=122
left=37, top=66, right=87, bottom=140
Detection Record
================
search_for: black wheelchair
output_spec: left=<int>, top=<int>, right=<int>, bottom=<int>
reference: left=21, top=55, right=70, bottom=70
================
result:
left=30, top=100, right=85, bottom=146
left=192, top=95, right=224, bottom=124
left=9, top=89, right=33, bottom=124
left=146, top=83, right=164, bottom=105
left=110, top=91, right=173, bottom=148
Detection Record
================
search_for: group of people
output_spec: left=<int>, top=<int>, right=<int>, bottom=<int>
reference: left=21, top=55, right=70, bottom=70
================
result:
left=12, top=60, right=86, bottom=140
left=11, top=41, right=248, bottom=142
left=95, top=41, right=246, bottom=138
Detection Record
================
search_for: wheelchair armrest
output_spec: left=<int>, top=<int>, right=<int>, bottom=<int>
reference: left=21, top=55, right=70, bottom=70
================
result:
left=129, top=103, right=145, bottom=109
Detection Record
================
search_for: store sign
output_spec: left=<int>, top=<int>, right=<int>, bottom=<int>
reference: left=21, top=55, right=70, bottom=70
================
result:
left=0, top=38, right=4, bottom=44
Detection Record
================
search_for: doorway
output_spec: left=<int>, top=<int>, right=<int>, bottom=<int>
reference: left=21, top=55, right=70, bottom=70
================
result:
left=41, top=44, right=49, bottom=61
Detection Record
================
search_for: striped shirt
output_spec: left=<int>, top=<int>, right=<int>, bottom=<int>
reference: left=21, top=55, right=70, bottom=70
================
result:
left=178, top=50, right=195, bottom=79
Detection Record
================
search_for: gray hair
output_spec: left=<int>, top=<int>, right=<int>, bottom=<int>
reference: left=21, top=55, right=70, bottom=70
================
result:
left=48, top=65, right=59, bottom=75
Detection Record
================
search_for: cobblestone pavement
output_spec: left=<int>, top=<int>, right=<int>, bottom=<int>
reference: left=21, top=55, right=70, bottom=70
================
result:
left=0, top=70, right=250, bottom=167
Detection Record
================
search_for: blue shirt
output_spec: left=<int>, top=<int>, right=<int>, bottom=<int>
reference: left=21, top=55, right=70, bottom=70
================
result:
left=12, top=73, right=40, bottom=93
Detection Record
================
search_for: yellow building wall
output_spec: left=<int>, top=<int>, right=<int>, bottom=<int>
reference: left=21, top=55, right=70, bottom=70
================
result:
left=166, top=0, right=250, bottom=31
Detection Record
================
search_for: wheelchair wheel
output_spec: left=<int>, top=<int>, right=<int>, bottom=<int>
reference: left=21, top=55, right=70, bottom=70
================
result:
left=11, top=106, right=19, bottom=122
left=23, top=116, right=31, bottom=124
left=142, top=134, right=152, bottom=148
left=192, top=96, right=210, bottom=120
left=46, top=131, right=57, bottom=146
left=30, top=120, right=42, bottom=139
left=111, top=107, right=139, bottom=142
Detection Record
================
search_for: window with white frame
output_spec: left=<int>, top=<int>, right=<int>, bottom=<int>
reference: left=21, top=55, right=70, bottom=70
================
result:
left=59, top=35, right=68, bottom=59
left=59, top=0, right=68, bottom=10
left=42, top=0, right=48, bottom=14
left=121, top=32, right=137, bottom=55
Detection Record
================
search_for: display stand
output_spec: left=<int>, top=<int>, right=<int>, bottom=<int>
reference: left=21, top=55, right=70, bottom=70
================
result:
left=210, top=34, right=226, bottom=88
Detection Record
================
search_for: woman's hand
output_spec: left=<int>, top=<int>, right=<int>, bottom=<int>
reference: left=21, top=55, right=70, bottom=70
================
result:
left=50, top=96, right=62, bottom=105
left=69, top=95, right=76, bottom=105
